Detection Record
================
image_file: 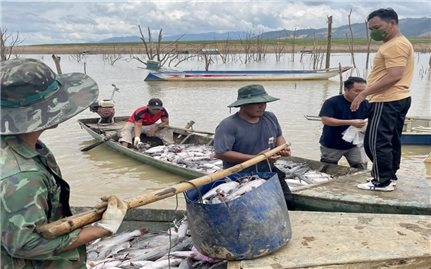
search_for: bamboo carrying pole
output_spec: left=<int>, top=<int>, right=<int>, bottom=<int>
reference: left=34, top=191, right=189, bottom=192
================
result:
left=37, top=144, right=288, bottom=239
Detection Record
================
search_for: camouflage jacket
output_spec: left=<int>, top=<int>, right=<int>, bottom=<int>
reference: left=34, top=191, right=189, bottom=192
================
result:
left=0, top=135, right=86, bottom=269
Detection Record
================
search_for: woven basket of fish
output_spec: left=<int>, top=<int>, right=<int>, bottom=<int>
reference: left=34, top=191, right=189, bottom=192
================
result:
left=185, top=172, right=292, bottom=260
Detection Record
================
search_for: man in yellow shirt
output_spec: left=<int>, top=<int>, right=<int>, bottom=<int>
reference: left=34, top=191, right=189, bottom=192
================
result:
left=351, top=8, right=414, bottom=192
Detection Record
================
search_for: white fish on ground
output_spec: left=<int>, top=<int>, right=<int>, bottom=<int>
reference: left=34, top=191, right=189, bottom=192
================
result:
left=302, top=171, right=332, bottom=183
left=87, top=228, right=147, bottom=260
left=130, top=232, right=179, bottom=249
left=176, top=218, right=189, bottom=239
left=87, top=258, right=122, bottom=269
left=127, top=244, right=173, bottom=261
left=139, top=257, right=183, bottom=269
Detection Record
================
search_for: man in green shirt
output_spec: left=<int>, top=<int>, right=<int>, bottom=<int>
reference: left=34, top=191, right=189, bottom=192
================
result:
left=1, top=58, right=128, bottom=268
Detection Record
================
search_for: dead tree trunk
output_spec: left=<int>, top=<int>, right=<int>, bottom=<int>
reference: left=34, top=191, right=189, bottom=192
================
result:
left=325, top=16, right=333, bottom=69
left=292, top=28, right=296, bottom=63
left=338, top=63, right=343, bottom=94
left=347, top=9, right=357, bottom=72
left=51, top=54, right=62, bottom=74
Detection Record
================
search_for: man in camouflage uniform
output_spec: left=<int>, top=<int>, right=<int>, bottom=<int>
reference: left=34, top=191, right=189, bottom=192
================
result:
left=1, top=58, right=128, bottom=268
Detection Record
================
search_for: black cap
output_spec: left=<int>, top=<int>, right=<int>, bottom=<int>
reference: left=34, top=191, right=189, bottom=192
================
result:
left=148, top=98, right=163, bottom=109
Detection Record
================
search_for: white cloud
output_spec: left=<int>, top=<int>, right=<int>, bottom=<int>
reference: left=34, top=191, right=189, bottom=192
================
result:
left=1, top=0, right=429, bottom=44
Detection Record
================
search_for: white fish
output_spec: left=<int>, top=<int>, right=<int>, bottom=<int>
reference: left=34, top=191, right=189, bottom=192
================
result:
left=226, top=178, right=266, bottom=200
left=130, top=232, right=179, bottom=249
left=145, top=145, right=167, bottom=154
left=177, top=219, right=189, bottom=239
left=139, top=257, right=183, bottom=269
left=202, top=181, right=239, bottom=201
left=87, top=228, right=147, bottom=260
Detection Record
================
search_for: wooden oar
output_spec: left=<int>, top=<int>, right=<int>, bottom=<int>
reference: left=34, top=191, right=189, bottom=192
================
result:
left=304, top=115, right=322, bottom=121
left=161, top=125, right=214, bottom=136
left=81, top=132, right=118, bottom=152
left=36, top=144, right=288, bottom=239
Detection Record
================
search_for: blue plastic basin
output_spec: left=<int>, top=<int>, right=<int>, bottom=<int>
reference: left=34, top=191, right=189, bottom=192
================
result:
left=185, top=172, right=292, bottom=260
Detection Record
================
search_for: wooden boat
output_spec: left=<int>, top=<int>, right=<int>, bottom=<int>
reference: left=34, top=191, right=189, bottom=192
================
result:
left=72, top=207, right=431, bottom=268
left=78, top=117, right=431, bottom=215
left=144, top=67, right=351, bottom=81
left=305, top=115, right=431, bottom=145
left=401, top=116, right=431, bottom=145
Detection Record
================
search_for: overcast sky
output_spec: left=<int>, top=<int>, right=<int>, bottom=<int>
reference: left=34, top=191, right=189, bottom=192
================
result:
left=1, top=0, right=430, bottom=45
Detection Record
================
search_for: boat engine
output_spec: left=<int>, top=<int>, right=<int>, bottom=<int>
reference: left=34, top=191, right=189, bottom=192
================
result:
left=89, top=84, right=119, bottom=124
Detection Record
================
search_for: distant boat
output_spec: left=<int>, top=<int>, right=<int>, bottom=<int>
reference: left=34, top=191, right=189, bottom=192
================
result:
left=144, top=66, right=351, bottom=81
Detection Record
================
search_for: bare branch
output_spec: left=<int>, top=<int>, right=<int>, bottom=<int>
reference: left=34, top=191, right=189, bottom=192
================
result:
left=1, top=27, right=23, bottom=61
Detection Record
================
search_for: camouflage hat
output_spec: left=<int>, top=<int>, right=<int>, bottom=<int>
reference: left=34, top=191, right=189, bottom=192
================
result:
left=1, top=58, right=99, bottom=135
left=228, top=84, right=279, bottom=107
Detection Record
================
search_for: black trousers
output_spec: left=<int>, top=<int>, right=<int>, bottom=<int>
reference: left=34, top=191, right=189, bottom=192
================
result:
left=364, top=97, right=411, bottom=183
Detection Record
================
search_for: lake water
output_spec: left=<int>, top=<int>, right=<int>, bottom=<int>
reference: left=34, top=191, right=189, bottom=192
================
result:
left=28, top=52, right=431, bottom=208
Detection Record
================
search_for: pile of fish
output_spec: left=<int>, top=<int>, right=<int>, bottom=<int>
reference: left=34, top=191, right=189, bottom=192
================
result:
left=139, top=144, right=223, bottom=174
left=86, top=218, right=227, bottom=269
left=137, top=144, right=333, bottom=189
left=274, top=159, right=332, bottom=189
left=202, top=175, right=265, bottom=204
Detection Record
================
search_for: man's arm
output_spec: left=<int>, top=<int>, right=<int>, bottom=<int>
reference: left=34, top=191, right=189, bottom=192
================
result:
left=159, top=117, right=169, bottom=127
left=134, top=122, right=143, bottom=138
left=321, top=116, right=367, bottom=128
left=351, top=66, right=405, bottom=111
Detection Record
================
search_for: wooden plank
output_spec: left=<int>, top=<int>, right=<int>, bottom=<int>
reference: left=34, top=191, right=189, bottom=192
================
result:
left=232, top=211, right=431, bottom=269
left=227, top=261, right=242, bottom=269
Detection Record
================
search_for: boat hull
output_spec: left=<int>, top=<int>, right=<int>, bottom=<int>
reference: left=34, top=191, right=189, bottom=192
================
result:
left=145, top=67, right=350, bottom=81
left=400, top=133, right=431, bottom=145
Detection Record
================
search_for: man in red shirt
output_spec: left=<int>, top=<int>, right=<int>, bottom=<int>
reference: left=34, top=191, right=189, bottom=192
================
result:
left=119, top=98, right=174, bottom=147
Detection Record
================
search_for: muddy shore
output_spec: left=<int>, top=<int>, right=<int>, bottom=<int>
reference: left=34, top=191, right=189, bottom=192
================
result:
left=14, top=43, right=431, bottom=55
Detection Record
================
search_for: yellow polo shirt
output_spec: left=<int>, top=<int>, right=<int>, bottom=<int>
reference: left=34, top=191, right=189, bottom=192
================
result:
left=368, top=35, right=414, bottom=102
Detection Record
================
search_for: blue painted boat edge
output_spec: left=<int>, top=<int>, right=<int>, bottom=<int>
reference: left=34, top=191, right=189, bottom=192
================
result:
left=401, top=134, right=431, bottom=145
left=144, top=72, right=166, bottom=81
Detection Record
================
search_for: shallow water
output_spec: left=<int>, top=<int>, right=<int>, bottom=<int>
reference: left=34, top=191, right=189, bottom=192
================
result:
left=28, top=52, right=430, bottom=208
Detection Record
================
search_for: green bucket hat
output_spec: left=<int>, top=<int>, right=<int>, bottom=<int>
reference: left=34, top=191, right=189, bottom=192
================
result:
left=228, top=84, right=279, bottom=107
left=1, top=58, right=99, bottom=135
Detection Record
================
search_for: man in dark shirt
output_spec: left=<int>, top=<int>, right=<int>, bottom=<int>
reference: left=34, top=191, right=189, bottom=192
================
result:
left=119, top=98, right=174, bottom=147
left=319, top=77, right=369, bottom=169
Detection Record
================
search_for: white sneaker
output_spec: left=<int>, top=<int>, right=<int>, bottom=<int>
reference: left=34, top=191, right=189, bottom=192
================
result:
left=357, top=181, right=395, bottom=192
left=366, top=177, right=397, bottom=187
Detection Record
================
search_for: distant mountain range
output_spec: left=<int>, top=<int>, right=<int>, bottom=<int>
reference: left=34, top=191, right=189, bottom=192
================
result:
left=99, top=17, right=431, bottom=43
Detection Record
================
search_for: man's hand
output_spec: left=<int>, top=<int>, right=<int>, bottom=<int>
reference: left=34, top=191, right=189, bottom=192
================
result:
left=279, top=145, right=291, bottom=157
left=350, top=119, right=367, bottom=128
left=259, top=149, right=281, bottom=163
left=350, top=92, right=366, bottom=112
left=96, top=195, right=128, bottom=234
left=133, top=136, right=142, bottom=148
